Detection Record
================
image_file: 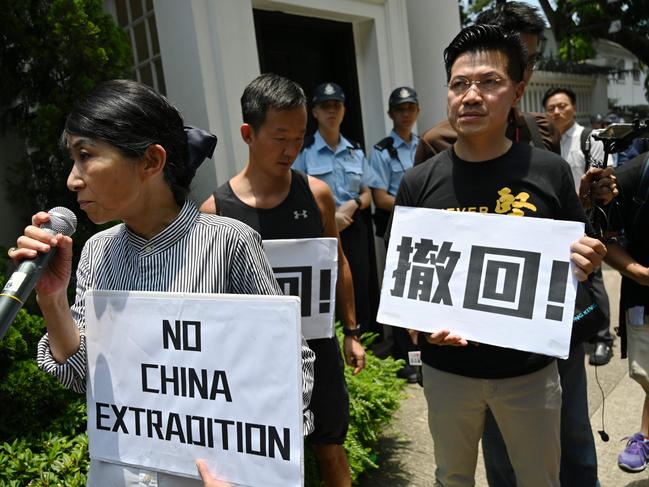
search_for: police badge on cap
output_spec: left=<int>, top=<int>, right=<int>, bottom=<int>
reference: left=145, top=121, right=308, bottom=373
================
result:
left=389, top=86, right=418, bottom=107
left=312, top=82, right=345, bottom=104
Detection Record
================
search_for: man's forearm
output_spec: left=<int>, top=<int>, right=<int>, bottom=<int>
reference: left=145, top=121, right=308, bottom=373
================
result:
left=605, top=243, right=649, bottom=286
left=372, top=188, right=395, bottom=211
left=336, top=252, right=357, bottom=328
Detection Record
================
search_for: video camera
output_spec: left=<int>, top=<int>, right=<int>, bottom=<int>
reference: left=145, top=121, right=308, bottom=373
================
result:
left=591, top=119, right=649, bottom=165
left=583, top=119, right=648, bottom=242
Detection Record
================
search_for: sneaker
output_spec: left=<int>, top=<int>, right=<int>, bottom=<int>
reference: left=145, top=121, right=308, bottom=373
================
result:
left=618, top=432, right=649, bottom=473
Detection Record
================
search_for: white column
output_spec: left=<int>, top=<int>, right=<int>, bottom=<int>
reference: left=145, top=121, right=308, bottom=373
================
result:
left=406, top=0, right=461, bottom=131
left=356, top=0, right=417, bottom=139
left=155, top=0, right=260, bottom=203
left=592, top=75, right=609, bottom=118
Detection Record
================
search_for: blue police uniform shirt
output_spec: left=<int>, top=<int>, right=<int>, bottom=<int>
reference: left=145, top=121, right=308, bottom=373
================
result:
left=368, top=130, right=420, bottom=196
left=293, top=130, right=369, bottom=207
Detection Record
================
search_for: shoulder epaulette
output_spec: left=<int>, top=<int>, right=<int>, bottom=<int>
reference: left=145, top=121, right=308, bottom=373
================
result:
left=347, top=139, right=363, bottom=151
left=373, top=136, right=399, bottom=161
left=301, top=134, right=315, bottom=150
left=373, top=136, right=394, bottom=152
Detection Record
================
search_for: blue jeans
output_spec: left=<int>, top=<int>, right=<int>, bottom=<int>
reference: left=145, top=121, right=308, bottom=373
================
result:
left=482, top=344, right=599, bottom=487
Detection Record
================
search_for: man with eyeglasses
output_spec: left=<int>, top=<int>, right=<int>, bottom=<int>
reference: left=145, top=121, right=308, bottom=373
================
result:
left=367, top=86, right=421, bottom=382
left=407, top=3, right=601, bottom=485
left=389, top=23, right=605, bottom=487
left=413, top=1, right=559, bottom=165
left=543, top=87, right=611, bottom=189
left=543, top=87, right=615, bottom=376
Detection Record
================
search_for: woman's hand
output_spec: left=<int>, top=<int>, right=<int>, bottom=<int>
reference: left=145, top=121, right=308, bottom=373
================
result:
left=9, top=212, right=74, bottom=298
left=422, top=329, right=468, bottom=347
left=196, top=459, right=231, bottom=487
left=335, top=211, right=353, bottom=231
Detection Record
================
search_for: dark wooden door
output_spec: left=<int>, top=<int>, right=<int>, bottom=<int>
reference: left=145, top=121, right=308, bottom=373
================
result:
left=253, top=9, right=365, bottom=148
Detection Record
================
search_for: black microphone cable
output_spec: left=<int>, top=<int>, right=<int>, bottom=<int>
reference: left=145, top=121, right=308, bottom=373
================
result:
left=593, top=362, right=610, bottom=441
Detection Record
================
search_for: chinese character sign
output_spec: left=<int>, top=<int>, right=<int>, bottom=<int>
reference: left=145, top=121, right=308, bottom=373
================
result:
left=378, top=207, right=585, bottom=358
left=85, top=291, right=304, bottom=486
left=263, top=238, right=338, bottom=340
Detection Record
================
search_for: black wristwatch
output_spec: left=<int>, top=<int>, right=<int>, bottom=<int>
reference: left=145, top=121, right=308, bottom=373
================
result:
left=353, top=196, right=362, bottom=208
left=343, top=325, right=362, bottom=337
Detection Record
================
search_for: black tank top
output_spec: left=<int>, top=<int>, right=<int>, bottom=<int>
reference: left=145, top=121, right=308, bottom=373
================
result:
left=214, top=170, right=324, bottom=240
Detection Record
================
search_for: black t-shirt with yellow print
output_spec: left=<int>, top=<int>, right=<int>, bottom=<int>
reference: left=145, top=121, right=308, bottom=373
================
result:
left=393, top=142, right=587, bottom=379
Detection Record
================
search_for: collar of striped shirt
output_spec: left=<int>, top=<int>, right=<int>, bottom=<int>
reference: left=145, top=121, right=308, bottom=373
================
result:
left=124, top=200, right=198, bottom=253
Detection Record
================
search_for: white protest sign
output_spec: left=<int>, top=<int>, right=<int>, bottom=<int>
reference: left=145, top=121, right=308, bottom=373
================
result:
left=378, top=206, right=585, bottom=359
left=85, top=290, right=303, bottom=487
left=263, top=238, right=338, bottom=340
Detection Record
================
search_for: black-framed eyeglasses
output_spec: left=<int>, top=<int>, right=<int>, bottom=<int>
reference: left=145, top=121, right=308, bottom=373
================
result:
left=527, top=53, right=542, bottom=71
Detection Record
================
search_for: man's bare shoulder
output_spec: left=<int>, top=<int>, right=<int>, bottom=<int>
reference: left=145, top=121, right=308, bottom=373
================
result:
left=199, top=194, right=218, bottom=214
left=306, top=175, right=334, bottom=201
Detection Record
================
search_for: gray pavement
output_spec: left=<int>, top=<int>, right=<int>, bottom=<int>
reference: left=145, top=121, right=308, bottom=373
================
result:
left=359, top=266, right=649, bottom=486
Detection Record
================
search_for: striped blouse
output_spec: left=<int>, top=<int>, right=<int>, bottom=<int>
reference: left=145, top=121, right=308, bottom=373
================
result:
left=36, top=201, right=315, bottom=434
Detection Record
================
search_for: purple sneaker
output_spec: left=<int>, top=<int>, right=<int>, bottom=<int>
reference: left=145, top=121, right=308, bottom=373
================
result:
left=618, top=432, right=649, bottom=473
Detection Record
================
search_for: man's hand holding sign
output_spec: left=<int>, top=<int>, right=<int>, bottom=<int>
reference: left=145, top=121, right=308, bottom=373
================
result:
left=380, top=207, right=603, bottom=358
left=381, top=24, right=607, bottom=486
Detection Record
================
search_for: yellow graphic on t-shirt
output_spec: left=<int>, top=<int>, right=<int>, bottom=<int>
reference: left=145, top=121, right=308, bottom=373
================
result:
left=495, top=187, right=537, bottom=216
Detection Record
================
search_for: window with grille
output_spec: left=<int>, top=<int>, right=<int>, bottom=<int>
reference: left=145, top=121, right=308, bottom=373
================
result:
left=633, top=63, right=641, bottom=84
left=114, top=0, right=166, bottom=94
left=616, top=59, right=625, bottom=83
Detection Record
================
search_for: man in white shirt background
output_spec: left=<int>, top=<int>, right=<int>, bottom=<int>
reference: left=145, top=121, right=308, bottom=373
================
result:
left=543, top=86, right=614, bottom=366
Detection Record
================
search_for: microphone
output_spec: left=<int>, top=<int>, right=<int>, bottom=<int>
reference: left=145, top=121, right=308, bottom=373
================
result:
left=0, top=207, right=77, bottom=340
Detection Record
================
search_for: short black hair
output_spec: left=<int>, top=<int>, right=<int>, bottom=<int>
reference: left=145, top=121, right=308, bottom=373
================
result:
left=542, top=87, right=576, bottom=107
left=476, top=1, right=546, bottom=36
left=443, top=24, right=527, bottom=83
left=62, top=79, right=192, bottom=205
left=241, top=73, right=307, bottom=132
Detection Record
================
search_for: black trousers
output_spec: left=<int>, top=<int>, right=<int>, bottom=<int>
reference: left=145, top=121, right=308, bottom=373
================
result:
left=339, top=208, right=379, bottom=334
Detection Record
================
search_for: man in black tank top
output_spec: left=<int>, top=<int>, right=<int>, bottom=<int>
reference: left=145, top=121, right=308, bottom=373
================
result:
left=201, top=74, right=364, bottom=487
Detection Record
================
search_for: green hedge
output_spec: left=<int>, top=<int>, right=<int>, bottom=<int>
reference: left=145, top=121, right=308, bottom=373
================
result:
left=305, top=329, right=406, bottom=485
left=0, top=298, right=89, bottom=485
left=0, top=434, right=88, bottom=487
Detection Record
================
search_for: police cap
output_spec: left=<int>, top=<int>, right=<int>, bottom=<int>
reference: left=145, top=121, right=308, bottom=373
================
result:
left=312, top=82, right=345, bottom=105
left=389, top=86, right=418, bottom=107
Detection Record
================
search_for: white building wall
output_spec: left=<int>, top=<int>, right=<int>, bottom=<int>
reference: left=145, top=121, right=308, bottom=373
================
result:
left=523, top=71, right=608, bottom=125
left=150, top=0, right=460, bottom=202
left=407, top=0, right=462, bottom=131
left=154, top=0, right=260, bottom=205
left=540, top=31, right=648, bottom=114
left=252, top=0, right=416, bottom=152
left=605, top=58, right=648, bottom=109
left=0, top=0, right=461, bottom=246
left=594, top=39, right=648, bottom=110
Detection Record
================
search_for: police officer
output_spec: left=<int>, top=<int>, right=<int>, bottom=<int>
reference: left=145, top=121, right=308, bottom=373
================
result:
left=368, top=86, right=421, bottom=382
left=293, top=82, right=377, bottom=335
left=368, top=86, right=420, bottom=238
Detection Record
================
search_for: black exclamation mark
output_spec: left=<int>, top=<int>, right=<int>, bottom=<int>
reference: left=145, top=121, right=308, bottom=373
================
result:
left=546, top=260, right=569, bottom=321
left=319, top=269, right=331, bottom=313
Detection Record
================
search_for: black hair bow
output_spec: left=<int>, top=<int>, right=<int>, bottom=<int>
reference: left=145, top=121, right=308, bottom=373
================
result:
left=184, top=125, right=218, bottom=172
